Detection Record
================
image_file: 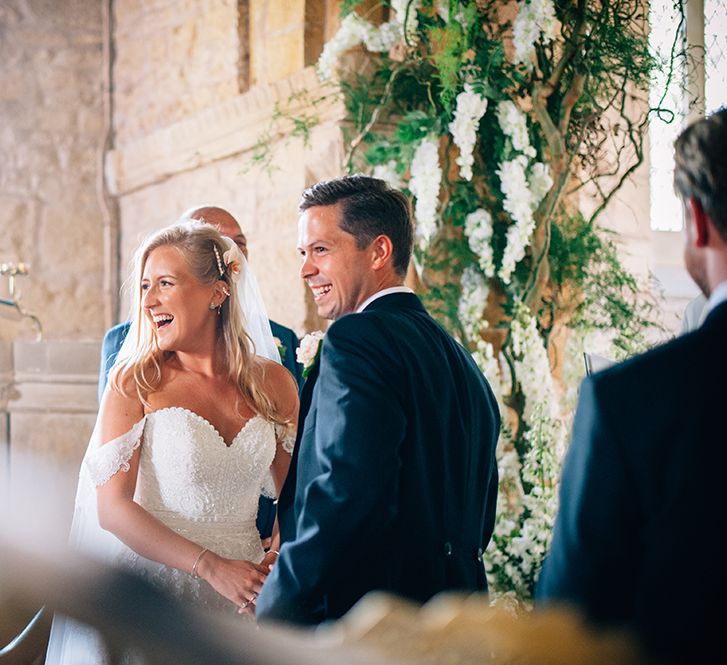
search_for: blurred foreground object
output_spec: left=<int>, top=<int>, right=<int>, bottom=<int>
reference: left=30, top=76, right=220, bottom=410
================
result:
left=0, top=262, right=42, bottom=341
left=1, top=540, right=642, bottom=665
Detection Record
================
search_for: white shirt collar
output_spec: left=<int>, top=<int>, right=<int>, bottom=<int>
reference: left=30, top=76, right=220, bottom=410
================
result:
left=706, top=280, right=727, bottom=315
left=356, top=286, right=414, bottom=313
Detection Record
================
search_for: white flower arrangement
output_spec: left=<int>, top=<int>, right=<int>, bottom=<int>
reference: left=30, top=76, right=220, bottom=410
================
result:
left=496, top=101, right=535, bottom=158
left=459, top=266, right=489, bottom=339
left=497, top=156, right=535, bottom=282
left=372, top=160, right=403, bottom=190
left=485, top=402, right=562, bottom=601
left=316, top=5, right=416, bottom=81
left=472, top=339, right=505, bottom=416
left=392, top=0, right=421, bottom=46
left=464, top=208, right=496, bottom=277
left=449, top=84, right=489, bottom=181
left=317, top=13, right=369, bottom=81
left=510, top=305, right=559, bottom=423
left=296, top=331, right=325, bottom=378
left=512, top=0, right=558, bottom=66
left=408, top=137, right=442, bottom=248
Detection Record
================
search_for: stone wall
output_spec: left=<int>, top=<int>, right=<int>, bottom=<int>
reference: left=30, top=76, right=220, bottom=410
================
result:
left=0, top=0, right=106, bottom=341
left=109, top=0, right=344, bottom=334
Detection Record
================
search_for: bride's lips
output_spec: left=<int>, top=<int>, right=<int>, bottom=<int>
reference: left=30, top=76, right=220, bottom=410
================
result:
left=310, top=284, right=332, bottom=301
left=152, top=313, right=174, bottom=330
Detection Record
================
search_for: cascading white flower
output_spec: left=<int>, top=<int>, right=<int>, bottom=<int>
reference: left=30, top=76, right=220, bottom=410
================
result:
left=494, top=101, right=553, bottom=283
left=496, top=100, right=535, bottom=158
left=464, top=208, right=496, bottom=277
left=449, top=84, right=489, bottom=181
left=459, top=266, right=489, bottom=339
left=497, top=156, right=534, bottom=282
left=317, top=13, right=369, bottom=80
left=372, top=160, right=403, bottom=190
left=528, top=161, right=553, bottom=202
left=409, top=137, right=442, bottom=248
left=510, top=305, right=559, bottom=423
left=316, top=12, right=403, bottom=80
left=391, top=0, right=421, bottom=45
left=472, top=339, right=505, bottom=414
left=512, top=0, right=558, bottom=65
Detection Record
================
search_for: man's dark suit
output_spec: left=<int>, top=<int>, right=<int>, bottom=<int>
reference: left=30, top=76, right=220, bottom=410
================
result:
left=257, top=292, right=500, bottom=625
left=96, top=318, right=303, bottom=540
left=536, top=301, right=727, bottom=663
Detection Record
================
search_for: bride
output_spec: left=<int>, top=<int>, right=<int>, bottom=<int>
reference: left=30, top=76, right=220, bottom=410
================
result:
left=46, top=220, right=299, bottom=664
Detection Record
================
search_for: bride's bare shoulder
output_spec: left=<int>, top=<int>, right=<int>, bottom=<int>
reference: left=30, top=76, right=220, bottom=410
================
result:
left=254, top=357, right=299, bottom=417
left=98, top=372, right=146, bottom=442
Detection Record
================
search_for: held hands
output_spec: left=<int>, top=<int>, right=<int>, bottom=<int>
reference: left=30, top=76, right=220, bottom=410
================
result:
left=194, top=549, right=269, bottom=614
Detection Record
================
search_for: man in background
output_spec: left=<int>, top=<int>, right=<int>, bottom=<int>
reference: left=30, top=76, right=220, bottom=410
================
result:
left=537, top=108, right=727, bottom=663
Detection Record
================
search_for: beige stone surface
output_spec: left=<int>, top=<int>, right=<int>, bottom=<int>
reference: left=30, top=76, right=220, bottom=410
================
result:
left=113, top=0, right=242, bottom=144
left=0, top=0, right=106, bottom=340
left=116, top=116, right=344, bottom=335
left=250, top=0, right=305, bottom=86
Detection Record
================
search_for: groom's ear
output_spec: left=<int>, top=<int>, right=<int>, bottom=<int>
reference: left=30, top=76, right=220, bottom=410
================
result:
left=370, top=234, right=394, bottom=272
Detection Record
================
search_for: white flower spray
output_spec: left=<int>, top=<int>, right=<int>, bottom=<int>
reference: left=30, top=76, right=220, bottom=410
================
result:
left=512, top=0, right=558, bottom=66
left=316, top=2, right=422, bottom=81
left=372, top=160, right=403, bottom=190
left=409, top=137, right=442, bottom=248
left=449, top=84, right=489, bottom=181
left=459, top=266, right=490, bottom=339
left=495, top=102, right=553, bottom=283
left=464, top=208, right=496, bottom=277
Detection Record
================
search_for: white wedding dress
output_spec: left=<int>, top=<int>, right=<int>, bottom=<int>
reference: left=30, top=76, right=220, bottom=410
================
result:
left=45, top=406, right=292, bottom=665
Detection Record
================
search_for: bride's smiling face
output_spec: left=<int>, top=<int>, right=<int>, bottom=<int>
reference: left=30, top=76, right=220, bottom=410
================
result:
left=141, top=244, right=217, bottom=352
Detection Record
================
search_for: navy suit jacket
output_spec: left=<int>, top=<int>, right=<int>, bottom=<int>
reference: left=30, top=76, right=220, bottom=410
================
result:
left=97, top=318, right=303, bottom=540
left=257, top=292, right=500, bottom=625
left=536, top=302, right=727, bottom=663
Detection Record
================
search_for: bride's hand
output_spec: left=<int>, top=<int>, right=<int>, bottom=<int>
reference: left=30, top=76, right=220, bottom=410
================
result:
left=195, top=550, right=269, bottom=610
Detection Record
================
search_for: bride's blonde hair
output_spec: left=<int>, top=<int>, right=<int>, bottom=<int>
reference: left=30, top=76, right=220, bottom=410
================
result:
left=110, top=220, right=286, bottom=425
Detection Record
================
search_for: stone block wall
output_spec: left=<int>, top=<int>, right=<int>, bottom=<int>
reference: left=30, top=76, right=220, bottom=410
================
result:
left=113, top=0, right=243, bottom=144
left=0, top=0, right=106, bottom=341
left=109, top=0, right=345, bottom=334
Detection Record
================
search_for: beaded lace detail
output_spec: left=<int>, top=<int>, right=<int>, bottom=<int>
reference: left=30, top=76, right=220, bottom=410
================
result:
left=77, top=407, right=279, bottom=609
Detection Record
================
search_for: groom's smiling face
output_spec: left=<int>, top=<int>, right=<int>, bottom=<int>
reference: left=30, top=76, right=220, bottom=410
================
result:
left=298, top=203, right=379, bottom=320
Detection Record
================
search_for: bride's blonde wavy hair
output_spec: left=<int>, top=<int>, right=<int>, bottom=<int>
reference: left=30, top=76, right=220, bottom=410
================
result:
left=110, top=220, right=286, bottom=425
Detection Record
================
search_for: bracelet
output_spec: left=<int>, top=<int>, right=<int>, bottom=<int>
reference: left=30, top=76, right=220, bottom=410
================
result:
left=191, top=547, right=209, bottom=579
left=271, top=549, right=280, bottom=557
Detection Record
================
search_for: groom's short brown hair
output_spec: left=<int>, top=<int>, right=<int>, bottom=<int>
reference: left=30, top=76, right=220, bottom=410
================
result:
left=299, top=174, right=413, bottom=277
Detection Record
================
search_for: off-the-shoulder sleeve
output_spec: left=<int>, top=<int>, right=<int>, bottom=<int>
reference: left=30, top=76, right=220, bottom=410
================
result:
left=83, top=417, right=146, bottom=486
left=274, top=422, right=296, bottom=455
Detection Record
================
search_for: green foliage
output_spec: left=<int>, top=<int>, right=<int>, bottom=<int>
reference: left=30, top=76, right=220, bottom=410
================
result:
left=549, top=212, right=664, bottom=356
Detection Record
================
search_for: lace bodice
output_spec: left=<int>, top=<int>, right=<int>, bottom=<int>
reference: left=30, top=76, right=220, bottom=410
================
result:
left=47, top=407, right=292, bottom=664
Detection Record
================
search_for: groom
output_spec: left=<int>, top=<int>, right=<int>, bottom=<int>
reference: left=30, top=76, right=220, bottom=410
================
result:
left=256, top=175, right=500, bottom=625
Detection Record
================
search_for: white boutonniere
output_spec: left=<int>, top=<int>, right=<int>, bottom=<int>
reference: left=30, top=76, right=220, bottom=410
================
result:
left=297, top=331, right=325, bottom=378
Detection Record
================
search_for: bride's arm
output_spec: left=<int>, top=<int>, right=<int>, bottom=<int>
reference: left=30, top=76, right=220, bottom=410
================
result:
left=95, top=386, right=268, bottom=608
left=262, top=363, right=300, bottom=562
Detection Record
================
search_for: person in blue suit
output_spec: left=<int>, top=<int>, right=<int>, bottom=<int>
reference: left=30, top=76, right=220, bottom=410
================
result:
left=256, top=175, right=500, bottom=625
left=98, top=206, right=303, bottom=542
left=536, top=108, right=727, bottom=663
